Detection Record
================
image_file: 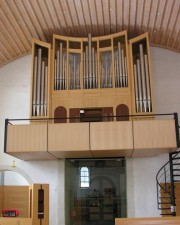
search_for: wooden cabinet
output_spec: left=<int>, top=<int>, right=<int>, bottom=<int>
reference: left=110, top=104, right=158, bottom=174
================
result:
left=0, top=184, right=49, bottom=225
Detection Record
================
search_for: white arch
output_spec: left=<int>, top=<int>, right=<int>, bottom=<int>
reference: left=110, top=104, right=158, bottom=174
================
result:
left=0, top=165, right=33, bottom=184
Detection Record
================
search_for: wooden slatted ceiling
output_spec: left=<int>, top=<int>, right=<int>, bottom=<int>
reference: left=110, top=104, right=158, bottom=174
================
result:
left=0, top=0, right=179, bottom=67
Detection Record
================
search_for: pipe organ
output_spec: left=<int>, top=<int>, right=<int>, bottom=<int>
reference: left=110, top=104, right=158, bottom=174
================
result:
left=129, top=33, right=153, bottom=114
left=31, top=40, right=51, bottom=117
left=30, top=31, right=154, bottom=120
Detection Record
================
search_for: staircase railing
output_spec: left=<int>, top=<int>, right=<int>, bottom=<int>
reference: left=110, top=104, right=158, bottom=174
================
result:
left=156, top=150, right=180, bottom=216
left=156, top=113, right=180, bottom=216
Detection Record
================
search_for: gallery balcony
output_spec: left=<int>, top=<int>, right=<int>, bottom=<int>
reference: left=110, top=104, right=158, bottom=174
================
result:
left=4, top=113, right=179, bottom=160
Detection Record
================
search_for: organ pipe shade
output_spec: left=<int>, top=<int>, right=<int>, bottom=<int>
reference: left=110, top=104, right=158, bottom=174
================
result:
left=133, top=44, right=152, bottom=113
left=32, top=47, right=48, bottom=117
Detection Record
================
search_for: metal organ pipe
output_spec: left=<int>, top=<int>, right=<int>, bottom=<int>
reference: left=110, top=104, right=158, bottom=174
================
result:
left=88, top=33, right=92, bottom=89
left=137, top=59, right=143, bottom=112
left=133, top=44, right=152, bottom=113
left=32, top=48, right=48, bottom=117
left=139, top=44, right=147, bottom=112
left=144, top=54, right=151, bottom=112
left=54, top=43, right=67, bottom=91
left=36, top=48, right=42, bottom=116
left=33, top=56, right=37, bottom=116
left=44, top=66, right=48, bottom=116
left=133, top=64, right=139, bottom=112
left=40, top=61, right=45, bottom=116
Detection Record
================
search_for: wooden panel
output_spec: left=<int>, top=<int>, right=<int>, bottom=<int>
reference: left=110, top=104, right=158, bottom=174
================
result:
left=115, top=217, right=180, bottom=225
left=54, top=106, right=67, bottom=123
left=0, top=218, right=32, bottom=225
left=133, top=119, right=177, bottom=157
left=3, top=186, right=29, bottom=218
left=0, top=186, right=3, bottom=214
left=31, top=184, right=41, bottom=225
left=0, top=220, right=19, bottom=225
left=48, top=123, right=91, bottom=158
left=90, top=121, right=133, bottom=157
left=7, top=124, right=47, bottom=152
left=6, top=124, right=55, bottom=160
left=30, top=184, right=49, bottom=225
left=42, top=184, right=49, bottom=225
left=175, top=183, right=180, bottom=216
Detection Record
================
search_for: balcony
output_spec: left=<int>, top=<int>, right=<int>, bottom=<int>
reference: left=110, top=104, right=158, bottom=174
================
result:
left=4, top=113, right=179, bottom=160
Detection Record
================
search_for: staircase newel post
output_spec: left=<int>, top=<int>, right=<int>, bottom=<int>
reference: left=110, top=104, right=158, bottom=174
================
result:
left=174, top=112, right=180, bottom=147
left=169, top=152, right=176, bottom=216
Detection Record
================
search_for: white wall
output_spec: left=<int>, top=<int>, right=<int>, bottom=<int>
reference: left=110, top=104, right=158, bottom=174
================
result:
left=0, top=55, right=64, bottom=225
left=0, top=47, right=179, bottom=223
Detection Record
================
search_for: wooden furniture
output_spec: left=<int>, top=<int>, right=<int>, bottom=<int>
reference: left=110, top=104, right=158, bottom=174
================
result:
left=115, top=217, right=180, bottom=225
left=0, top=184, right=49, bottom=225
left=30, top=31, right=154, bottom=121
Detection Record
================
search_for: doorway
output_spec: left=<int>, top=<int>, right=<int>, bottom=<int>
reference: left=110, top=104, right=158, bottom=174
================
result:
left=65, top=159, right=127, bottom=225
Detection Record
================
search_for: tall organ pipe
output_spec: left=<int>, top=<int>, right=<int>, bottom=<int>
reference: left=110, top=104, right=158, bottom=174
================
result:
left=54, top=59, right=57, bottom=90
left=134, top=64, right=139, bottom=112
left=40, top=61, right=45, bottom=116
left=60, top=43, right=63, bottom=90
left=88, top=33, right=92, bottom=89
left=121, top=49, right=125, bottom=87
left=33, top=56, right=38, bottom=116
left=44, top=66, right=48, bottom=116
left=144, top=54, right=151, bottom=112
left=37, top=48, right=42, bottom=116
left=56, top=50, right=60, bottom=90
left=118, top=42, right=122, bottom=87
left=137, top=59, right=143, bottom=112
left=139, top=44, right=147, bottom=112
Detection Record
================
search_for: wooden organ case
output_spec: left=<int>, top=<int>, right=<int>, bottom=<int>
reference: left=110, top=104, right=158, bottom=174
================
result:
left=30, top=31, right=154, bottom=121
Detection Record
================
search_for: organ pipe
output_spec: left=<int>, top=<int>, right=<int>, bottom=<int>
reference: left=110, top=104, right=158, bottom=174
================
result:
left=32, top=48, right=48, bottom=117
left=115, top=42, right=128, bottom=88
left=54, top=43, right=67, bottom=91
left=133, top=44, right=152, bottom=113
left=33, top=56, right=37, bottom=116
left=144, top=54, right=151, bottom=112
left=133, top=64, right=139, bottom=112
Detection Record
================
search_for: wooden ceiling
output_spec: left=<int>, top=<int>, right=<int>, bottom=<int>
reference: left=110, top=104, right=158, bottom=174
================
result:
left=0, top=0, right=180, bottom=67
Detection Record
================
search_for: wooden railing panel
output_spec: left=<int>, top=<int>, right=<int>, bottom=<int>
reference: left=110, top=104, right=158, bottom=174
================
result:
left=48, top=123, right=92, bottom=158
left=90, top=121, right=133, bottom=157
left=115, top=217, right=180, bottom=225
left=133, top=119, right=177, bottom=157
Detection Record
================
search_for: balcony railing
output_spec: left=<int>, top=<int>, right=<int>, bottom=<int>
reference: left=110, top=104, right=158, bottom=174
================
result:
left=4, top=113, right=179, bottom=160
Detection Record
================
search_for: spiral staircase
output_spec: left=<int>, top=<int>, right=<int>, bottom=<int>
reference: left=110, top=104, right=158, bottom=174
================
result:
left=156, top=113, right=180, bottom=216
left=156, top=149, right=180, bottom=216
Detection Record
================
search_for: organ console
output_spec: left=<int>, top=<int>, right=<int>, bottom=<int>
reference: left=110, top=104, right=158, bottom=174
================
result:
left=30, top=31, right=154, bottom=120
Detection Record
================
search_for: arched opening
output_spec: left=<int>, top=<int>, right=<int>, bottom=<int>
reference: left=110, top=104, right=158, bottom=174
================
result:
left=116, top=104, right=129, bottom=121
left=54, top=106, right=67, bottom=123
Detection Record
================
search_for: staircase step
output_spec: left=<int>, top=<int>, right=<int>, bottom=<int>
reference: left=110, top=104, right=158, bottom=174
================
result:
left=160, top=213, right=174, bottom=216
left=173, top=163, right=180, bottom=166
left=159, top=207, right=171, bottom=210
left=172, top=157, right=180, bottom=160
left=160, top=196, right=171, bottom=198
left=172, top=168, right=180, bottom=171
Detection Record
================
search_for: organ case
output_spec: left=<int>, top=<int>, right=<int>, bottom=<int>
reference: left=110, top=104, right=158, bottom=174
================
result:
left=30, top=31, right=154, bottom=120
left=30, top=39, right=51, bottom=118
left=129, top=32, right=154, bottom=115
